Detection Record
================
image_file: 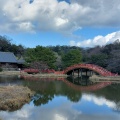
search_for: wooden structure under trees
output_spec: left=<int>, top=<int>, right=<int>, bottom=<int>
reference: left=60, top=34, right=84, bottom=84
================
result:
left=0, top=52, right=25, bottom=70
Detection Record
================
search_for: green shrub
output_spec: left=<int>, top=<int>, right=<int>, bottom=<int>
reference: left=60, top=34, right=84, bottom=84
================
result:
left=0, top=67, right=3, bottom=72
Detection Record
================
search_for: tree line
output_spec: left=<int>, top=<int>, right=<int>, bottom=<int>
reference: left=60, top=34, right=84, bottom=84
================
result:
left=0, top=36, right=25, bottom=58
left=0, top=35, right=120, bottom=74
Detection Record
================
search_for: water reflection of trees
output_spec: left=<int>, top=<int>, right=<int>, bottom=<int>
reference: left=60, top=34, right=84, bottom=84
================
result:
left=23, top=81, right=55, bottom=106
left=59, top=82, right=82, bottom=102
left=23, top=80, right=82, bottom=106
left=23, top=78, right=120, bottom=113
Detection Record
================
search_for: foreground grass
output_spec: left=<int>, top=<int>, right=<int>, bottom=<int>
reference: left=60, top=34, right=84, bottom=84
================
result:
left=0, top=85, right=34, bottom=111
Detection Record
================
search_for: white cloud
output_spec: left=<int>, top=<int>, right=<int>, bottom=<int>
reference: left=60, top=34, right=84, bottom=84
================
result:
left=55, top=18, right=69, bottom=26
left=54, top=114, right=68, bottom=120
left=1, top=0, right=84, bottom=33
left=70, top=0, right=120, bottom=27
left=18, top=22, right=35, bottom=32
left=0, top=0, right=120, bottom=34
left=70, top=31, right=120, bottom=47
left=70, top=40, right=76, bottom=46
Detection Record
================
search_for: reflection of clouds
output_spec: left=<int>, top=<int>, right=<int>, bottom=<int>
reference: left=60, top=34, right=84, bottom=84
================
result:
left=54, top=114, right=67, bottom=120
left=0, top=103, right=33, bottom=120
left=0, top=97, right=81, bottom=120
left=0, top=96, right=120, bottom=120
left=82, top=94, right=116, bottom=108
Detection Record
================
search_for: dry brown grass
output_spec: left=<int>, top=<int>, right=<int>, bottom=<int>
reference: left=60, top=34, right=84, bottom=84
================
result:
left=21, top=72, right=67, bottom=78
left=0, top=71, right=67, bottom=78
left=0, top=71, right=20, bottom=75
left=0, top=85, right=34, bottom=111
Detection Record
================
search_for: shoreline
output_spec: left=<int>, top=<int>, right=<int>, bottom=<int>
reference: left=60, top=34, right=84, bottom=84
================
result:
left=0, top=71, right=68, bottom=78
left=0, top=71, right=21, bottom=76
left=90, top=75, right=120, bottom=82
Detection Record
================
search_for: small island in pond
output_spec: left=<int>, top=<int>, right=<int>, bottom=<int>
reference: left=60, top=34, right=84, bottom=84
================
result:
left=0, top=85, right=34, bottom=111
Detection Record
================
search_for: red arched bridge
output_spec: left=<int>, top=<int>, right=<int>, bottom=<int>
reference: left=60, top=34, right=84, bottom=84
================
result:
left=23, top=63, right=118, bottom=77
left=55, top=64, right=117, bottom=77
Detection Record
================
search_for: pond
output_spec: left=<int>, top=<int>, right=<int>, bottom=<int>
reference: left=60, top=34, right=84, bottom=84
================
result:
left=0, top=75, right=120, bottom=120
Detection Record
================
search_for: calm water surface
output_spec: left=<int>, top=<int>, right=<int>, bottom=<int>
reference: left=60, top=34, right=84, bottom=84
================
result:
left=0, top=75, right=120, bottom=120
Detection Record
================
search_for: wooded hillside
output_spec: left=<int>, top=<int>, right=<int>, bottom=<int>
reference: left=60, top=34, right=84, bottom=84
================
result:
left=0, top=35, right=120, bottom=74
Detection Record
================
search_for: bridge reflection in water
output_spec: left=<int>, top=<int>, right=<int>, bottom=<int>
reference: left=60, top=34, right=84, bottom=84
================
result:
left=67, top=75, right=92, bottom=86
left=22, top=75, right=112, bottom=92
left=65, top=76, right=111, bottom=91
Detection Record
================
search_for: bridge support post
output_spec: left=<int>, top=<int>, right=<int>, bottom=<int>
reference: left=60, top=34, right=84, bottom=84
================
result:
left=80, top=69, right=82, bottom=77
left=90, top=71, right=93, bottom=76
left=86, top=69, right=87, bottom=76
left=78, top=69, right=80, bottom=77
left=72, top=70, right=74, bottom=76
left=90, top=70, right=92, bottom=76
left=72, top=77, right=75, bottom=83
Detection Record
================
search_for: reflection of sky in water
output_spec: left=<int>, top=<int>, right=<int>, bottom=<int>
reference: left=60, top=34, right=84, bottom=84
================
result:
left=0, top=94, right=120, bottom=120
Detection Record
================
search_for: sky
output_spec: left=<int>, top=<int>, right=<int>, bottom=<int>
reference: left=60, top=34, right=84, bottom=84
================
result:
left=0, top=0, right=120, bottom=48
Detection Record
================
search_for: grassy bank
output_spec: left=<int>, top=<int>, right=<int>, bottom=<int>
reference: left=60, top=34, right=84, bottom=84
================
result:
left=0, top=85, right=34, bottom=111
left=90, top=75, right=120, bottom=82
left=21, top=72, right=67, bottom=78
left=0, top=71, right=68, bottom=78
left=0, top=71, right=20, bottom=76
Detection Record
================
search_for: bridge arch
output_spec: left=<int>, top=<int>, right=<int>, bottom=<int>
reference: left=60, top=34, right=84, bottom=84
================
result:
left=63, top=64, right=116, bottom=76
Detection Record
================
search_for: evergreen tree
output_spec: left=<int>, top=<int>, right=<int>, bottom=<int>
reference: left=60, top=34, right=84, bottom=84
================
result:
left=62, top=49, right=82, bottom=68
left=25, top=46, right=56, bottom=69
